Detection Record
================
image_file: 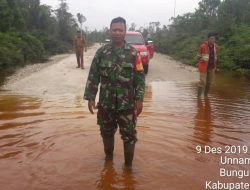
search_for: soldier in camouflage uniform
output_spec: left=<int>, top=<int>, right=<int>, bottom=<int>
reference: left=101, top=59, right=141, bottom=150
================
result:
left=84, top=17, right=145, bottom=168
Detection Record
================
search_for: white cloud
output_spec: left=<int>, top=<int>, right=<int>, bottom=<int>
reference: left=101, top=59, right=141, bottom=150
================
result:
left=40, top=0, right=200, bottom=30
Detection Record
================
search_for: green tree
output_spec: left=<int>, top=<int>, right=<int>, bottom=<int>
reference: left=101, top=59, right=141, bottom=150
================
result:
left=0, top=0, right=10, bottom=32
left=128, top=23, right=136, bottom=31
left=56, top=0, right=77, bottom=43
left=195, top=0, right=221, bottom=30
left=218, top=0, right=250, bottom=32
left=76, top=12, right=86, bottom=34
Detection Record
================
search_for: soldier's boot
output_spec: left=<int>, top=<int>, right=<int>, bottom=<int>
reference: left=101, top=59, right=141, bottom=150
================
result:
left=124, top=142, right=135, bottom=169
left=197, top=86, right=203, bottom=98
left=103, top=137, right=114, bottom=161
left=204, top=85, right=210, bottom=98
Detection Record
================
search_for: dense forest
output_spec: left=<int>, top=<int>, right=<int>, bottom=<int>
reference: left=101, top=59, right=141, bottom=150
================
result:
left=0, top=0, right=250, bottom=78
left=0, top=0, right=82, bottom=75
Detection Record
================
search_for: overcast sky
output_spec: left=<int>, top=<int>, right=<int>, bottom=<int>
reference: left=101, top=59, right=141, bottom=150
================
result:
left=40, top=0, right=201, bottom=31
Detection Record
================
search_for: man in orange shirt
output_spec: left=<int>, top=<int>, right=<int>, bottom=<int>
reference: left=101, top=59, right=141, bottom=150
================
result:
left=74, top=31, right=86, bottom=69
left=197, top=33, right=219, bottom=98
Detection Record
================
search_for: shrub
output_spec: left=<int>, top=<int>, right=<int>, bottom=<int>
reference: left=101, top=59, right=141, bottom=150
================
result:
left=0, top=32, right=47, bottom=73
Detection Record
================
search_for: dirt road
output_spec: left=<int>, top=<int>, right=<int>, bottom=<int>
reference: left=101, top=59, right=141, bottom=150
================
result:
left=2, top=44, right=198, bottom=96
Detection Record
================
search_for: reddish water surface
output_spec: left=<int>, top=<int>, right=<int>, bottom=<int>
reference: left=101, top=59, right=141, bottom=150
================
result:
left=0, top=73, right=250, bottom=190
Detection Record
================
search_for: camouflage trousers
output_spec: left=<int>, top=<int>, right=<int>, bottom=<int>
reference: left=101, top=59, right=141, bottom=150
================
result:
left=97, top=106, right=137, bottom=144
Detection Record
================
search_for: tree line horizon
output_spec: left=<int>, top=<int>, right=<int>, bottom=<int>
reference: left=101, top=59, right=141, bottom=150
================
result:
left=0, top=0, right=249, bottom=78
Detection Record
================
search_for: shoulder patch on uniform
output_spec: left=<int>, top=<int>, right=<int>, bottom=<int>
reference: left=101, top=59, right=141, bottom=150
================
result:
left=135, top=53, right=144, bottom=72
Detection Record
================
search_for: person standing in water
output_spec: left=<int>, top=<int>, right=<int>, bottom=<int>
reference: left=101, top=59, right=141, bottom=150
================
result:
left=197, top=33, right=219, bottom=98
left=83, top=17, right=145, bottom=169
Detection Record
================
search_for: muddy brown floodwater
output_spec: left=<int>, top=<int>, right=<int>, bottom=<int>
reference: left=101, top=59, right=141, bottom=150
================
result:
left=0, top=45, right=250, bottom=190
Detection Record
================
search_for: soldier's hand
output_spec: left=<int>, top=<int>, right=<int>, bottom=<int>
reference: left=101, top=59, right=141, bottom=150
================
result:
left=88, top=100, right=96, bottom=114
left=135, top=100, right=143, bottom=116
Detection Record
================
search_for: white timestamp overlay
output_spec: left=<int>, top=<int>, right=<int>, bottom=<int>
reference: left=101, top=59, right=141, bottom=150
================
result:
left=195, top=145, right=250, bottom=190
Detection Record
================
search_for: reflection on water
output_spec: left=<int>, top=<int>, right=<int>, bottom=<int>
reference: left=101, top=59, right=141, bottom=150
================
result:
left=96, top=161, right=136, bottom=190
left=96, top=161, right=118, bottom=190
left=194, top=98, right=213, bottom=144
left=0, top=73, right=250, bottom=190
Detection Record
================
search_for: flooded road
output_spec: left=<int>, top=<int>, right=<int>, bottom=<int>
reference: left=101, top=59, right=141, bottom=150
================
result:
left=0, top=49, right=250, bottom=190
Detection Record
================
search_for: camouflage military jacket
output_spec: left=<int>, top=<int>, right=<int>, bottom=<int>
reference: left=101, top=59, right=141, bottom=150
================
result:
left=84, top=42, right=145, bottom=110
